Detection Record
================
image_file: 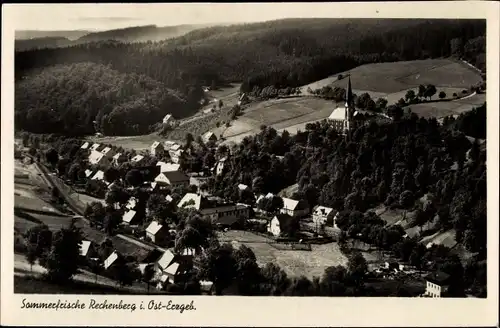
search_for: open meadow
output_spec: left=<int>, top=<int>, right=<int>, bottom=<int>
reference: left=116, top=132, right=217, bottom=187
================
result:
left=217, top=230, right=347, bottom=280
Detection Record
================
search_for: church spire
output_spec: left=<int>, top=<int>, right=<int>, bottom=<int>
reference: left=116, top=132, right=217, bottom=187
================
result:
left=346, top=75, right=353, bottom=107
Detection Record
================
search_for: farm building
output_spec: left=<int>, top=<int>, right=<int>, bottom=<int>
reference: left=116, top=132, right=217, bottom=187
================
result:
left=424, top=271, right=451, bottom=298
left=100, top=147, right=115, bottom=158
left=312, top=205, right=336, bottom=226
left=202, top=131, right=217, bottom=143
left=81, top=141, right=90, bottom=150
left=151, top=141, right=165, bottom=157
left=145, top=221, right=169, bottom=245
left=154, top=171, right=189, bottom=188
left=280, top=198, right=309, bottom=218
left=267, top=214, right=300, bottom=237
left=200, top=203, right=250, bottom=227
left=131, top=154, right=145, bottom=164
left=88, top=150, right=109, bottom=166
left=90, top=143, right=101, bottom=151
left=156, top=161, right=181, bottom=173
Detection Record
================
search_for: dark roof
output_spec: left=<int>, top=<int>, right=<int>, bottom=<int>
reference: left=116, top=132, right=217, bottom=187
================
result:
left=163, top=171, right=189, bottom=183
left=425, top=271, right=451, bottom=285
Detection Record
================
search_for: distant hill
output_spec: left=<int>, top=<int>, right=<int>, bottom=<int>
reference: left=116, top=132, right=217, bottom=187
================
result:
left=15, top=30, right=91, bottom=40
left=77, top=24, right=211, bottom=43
left=15, top=37, right=74, bottom=51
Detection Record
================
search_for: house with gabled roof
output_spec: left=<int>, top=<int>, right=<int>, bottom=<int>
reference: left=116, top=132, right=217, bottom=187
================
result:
left=90, top=143, right=101, bottom=151
left=162, top=114, right=176, bottom=125
left=145, top=221, right=169, bottom=246
left=85, top=169, right=94, bottom=178
left=424, top=271, right=451, bottom=298
left=104, top=251, right=119, bottom=270
left=312, top=205, right=336, bottom=227
left=156, top=161, right=181, bottom=173
left=122, top=209, right=139, bottom=225
left=267, top=214, right=300, bottom=237
left=81, top=141, right=90, bottom=150
left=151, top=141, right=165, bottom=157
left=88, top=150, right=110, bottom=166
left=126, top=197, right=137, bottom=210
left=154, top=171, right=189, bottom=189
left=131, top=154, right=144, bottom=164
left=280, top=197, right=309, bottom=218
left=79, top=240, right=97, bottom=259
left=202, top=131, right=217, bottom=143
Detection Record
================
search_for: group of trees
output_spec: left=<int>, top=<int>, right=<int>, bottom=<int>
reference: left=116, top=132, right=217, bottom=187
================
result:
left=15, top=19, right=485, bottom=136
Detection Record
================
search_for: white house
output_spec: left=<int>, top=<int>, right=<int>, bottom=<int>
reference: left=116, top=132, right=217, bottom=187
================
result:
left=202, top=131, right=217, bottom=143
left=100, top=147, right=114, bottom=158
left=213, top=157, right=228, bottom=175
left=238, top=184, right=249, bottom=191
left=126, top=197, right=138, bottom=210
left=424, top=271, right=451, bottom=298
left=154, top=171, right=189, bottom=188
left=81, top=142, right=90, bottom=150
left=312, top=205, right=336, bottom=227
left=85, top=169, right=94, bottom=178
left=164, top=141, right=176, bottom=149
left=156, top=161, right=181, bottom=173
left=267, top=214, right=295, bottom=237
left=88, top=150, right=110, bottom=166
left=280, top=198, right=309, bottom=218
left=91, top=170, right=105, bottom=182
left=162, top=114, right=175, bottom=125
left=90, top=143, right=101, bottom=151
left=151, top=141, right=165, bottom=157
left=122, top=210, right=138, bottom=225
left=145, top=221, right=169, bottom=245
left=104, top=251, right=119, bottom=270
left=200, top=204, right=250, bottom=227
left=131, top=154, right=144, bottom=164
left=112, top=153, right=125, bottom=167
left=79, top=240, right=96, bottom=259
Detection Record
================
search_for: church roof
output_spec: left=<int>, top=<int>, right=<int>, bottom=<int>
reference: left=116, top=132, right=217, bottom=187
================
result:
left=328, top=107, right=348, bottom=121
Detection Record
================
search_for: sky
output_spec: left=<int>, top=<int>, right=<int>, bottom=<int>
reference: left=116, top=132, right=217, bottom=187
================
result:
left=10, top=3, right=343, bottom=31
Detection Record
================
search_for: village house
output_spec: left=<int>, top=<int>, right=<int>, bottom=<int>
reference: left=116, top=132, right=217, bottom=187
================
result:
left=145, top=221, right=169, bottom=246
left=237, top=93, right=248, bottom=106
left=126, top=197, right=137, bottom=210
left=238, top=184, right=249, bottom=191
left=202, top=131, right=217, bottom=143
left=100, top=146, right=115, bottom=158
left=154, top=249, right=192, bottom=289
left=81, top=141, right=90, bottom=150
left=424, top=271, right=451, bottom=298
left=131, top=154, right=145, bottom=164
left=79, top=240, right=97, bottom=260
left=112, top=153, right=125, bottom=167
left=267, top=214, right=299, bottom=237
left=164, top=140, right=176, bottom=149
left=88, top=150, right=110, bottom=166
left=312, top=205, right=336, bottom=227
left=91, top=170, right=106, bottom=183
left=85, top=169, right=94, bottom=178
left=90, top=143, right=101, bottom=151
left=104, top=251, right=119, bottom=271
left=156, top=161, right=181, bottom=173
left=280, top=198, right=310, bottom=218
left=151, top=141, right=165, bottom=157
left=154, top=171, right=190, bottom=189
left=162, top=114, right=176, bottom=125
left=122, top=209, right=139, bottom=226
left=213, top=157, right=228, bottom=176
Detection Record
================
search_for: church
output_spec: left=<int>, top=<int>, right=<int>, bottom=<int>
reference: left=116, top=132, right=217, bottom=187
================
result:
left=327, top=76, right=361, bottom=134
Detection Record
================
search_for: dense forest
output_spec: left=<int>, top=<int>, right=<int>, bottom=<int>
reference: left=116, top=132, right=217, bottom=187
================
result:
left=182, top=104, right=487, bottom=261
left=15, top=19, right=486, bottom=136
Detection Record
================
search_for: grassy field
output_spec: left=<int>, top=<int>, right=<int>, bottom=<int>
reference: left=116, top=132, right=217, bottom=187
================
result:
left=408, top=92, right=486, bottom=118
left=218, top=230, right=347, bottom=280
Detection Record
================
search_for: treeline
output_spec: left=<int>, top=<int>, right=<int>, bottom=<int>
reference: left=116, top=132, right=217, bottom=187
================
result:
left=16, top=19, right=485, bottom=99
left=15, top=62, right=195, bottom=136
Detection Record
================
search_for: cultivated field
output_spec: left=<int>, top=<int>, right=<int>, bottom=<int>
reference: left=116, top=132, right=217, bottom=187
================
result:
left=408, top=92, right=486, bottom=118
left=88, top=133, right=162, bottom=152
left=217, top=230, right=347, bottom=279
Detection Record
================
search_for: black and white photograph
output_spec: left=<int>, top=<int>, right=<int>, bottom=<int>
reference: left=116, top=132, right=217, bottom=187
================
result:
left=2, top=2, right=499, bottom=326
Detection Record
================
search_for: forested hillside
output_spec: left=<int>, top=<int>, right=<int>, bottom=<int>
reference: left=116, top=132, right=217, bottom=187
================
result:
left=15, top=63, right=194, bottom=136
left=15, top=18, right=486, bottom=136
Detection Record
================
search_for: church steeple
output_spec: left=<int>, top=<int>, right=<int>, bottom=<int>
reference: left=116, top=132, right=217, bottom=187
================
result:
left=345, top=75, right=353, bottom=108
